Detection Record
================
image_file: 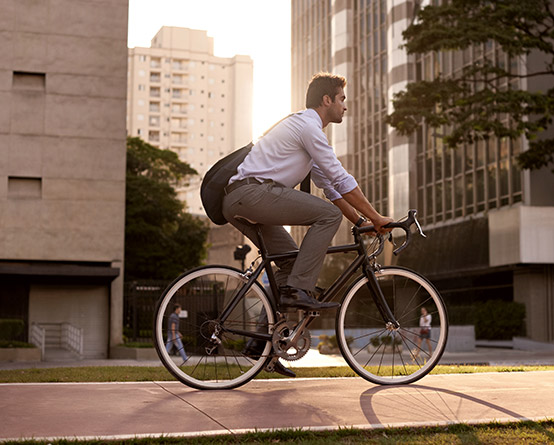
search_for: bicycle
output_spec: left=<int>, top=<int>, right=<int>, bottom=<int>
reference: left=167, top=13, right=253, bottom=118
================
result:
left=153, top=209, right=449, bottom=390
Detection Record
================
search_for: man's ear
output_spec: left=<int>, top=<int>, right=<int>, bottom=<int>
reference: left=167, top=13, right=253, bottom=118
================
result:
left=322, top=94, right=332, bottom=107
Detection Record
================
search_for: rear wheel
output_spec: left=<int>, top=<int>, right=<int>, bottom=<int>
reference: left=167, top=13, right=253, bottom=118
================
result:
left=336, top=267, right=448, bottom=385
left=154, top=266, right=275, bottom=390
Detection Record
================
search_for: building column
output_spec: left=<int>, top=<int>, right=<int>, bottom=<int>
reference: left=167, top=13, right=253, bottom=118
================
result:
left=514, top=265, right=554, bottom=343
left=331, top=0, right=354, bottom=162
left=110, top=260, right=124, bottom=350
left=387, top=0, right=416, bottom=220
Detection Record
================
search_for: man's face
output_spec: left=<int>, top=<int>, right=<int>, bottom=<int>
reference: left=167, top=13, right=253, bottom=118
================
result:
left=329, top=87, right=347, bottom=123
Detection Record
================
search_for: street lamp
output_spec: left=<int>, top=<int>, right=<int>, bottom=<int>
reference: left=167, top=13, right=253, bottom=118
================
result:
left=233, top=244, right=251, bottom=271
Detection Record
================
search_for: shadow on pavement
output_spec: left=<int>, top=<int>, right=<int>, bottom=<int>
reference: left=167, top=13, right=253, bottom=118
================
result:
left=359, top=383, right=528, bottom=426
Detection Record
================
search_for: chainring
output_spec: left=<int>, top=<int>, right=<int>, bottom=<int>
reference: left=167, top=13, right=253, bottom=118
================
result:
left=271, top=320, right=311, bottom=361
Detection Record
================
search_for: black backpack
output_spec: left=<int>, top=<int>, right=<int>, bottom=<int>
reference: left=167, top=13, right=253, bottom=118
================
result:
left=200, top=142, right=253, bottom=225
left=200, top=113, right=310, bottom=225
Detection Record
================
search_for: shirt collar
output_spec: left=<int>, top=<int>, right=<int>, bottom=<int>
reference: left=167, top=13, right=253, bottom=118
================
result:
left=304, top=108, right=323, bottom=129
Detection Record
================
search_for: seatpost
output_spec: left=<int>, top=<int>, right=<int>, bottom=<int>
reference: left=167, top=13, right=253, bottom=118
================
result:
left=254, top=225, right=281, bottom=305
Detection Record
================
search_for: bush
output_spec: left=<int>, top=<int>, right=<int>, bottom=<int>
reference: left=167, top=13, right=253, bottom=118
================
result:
left=447, top=305, right=476, bottom=325
left=370, top=335, right=401, bottom=347
left=122, top=342, right=154, bottom=348
left=474, top=300, right=526, bottom=340
left=0, top=319, right=25, bottom=341
left=0, top=340, right=35, bottom=348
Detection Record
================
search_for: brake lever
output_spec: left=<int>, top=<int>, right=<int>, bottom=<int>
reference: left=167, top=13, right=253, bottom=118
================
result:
left=414, top=213, right=427, bottom=238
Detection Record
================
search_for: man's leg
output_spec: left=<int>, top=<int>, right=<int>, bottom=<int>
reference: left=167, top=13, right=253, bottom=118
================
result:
left=174, top=336, right=188, bottom=361
left=223, top=182, right=342, bottom=291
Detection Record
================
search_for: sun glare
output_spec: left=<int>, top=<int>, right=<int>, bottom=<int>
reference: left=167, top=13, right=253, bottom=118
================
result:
left=127, top=0, right=292, bottom=140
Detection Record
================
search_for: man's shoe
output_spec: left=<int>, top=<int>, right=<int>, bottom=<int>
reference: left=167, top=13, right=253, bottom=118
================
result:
left=243, top=341, right=296, bottom=377
left=273, top=361, right=296, bottom=378
left=279, top=286, right=340, bottom=310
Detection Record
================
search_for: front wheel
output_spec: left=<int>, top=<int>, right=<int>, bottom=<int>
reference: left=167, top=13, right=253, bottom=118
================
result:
left=336, top=267, right=448, bottom=385
left=153, top=266, right=275, bottom=390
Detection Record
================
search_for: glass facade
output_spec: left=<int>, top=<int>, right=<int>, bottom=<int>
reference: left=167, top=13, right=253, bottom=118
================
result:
left=414, top=46, right=523, bottom=226
left=353, top=0, right=389, bottom=216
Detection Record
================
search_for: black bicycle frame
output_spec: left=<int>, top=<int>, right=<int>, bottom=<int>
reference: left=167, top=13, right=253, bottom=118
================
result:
left=217, top=226, right=400, bottom=340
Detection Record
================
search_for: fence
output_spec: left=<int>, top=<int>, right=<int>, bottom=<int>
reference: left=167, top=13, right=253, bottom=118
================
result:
left=124, top=281, right=169, bottom=343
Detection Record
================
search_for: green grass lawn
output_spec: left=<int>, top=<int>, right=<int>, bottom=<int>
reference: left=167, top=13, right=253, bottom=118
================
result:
left=2, top=421, right=554, bottom=444
left=0, top=364, right=553, bottom=383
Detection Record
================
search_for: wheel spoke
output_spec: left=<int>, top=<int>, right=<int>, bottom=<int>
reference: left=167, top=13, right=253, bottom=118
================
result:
left=154, top=267, right=274, bottom=389
left=337, top=268, right=448, bottom=385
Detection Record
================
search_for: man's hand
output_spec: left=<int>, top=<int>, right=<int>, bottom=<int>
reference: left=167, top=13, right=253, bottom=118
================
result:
left=371, top=216, right=394, bottom=234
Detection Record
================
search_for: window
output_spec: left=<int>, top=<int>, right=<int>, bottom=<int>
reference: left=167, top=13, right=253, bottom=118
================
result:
left=8, top=177, right=42, bottom=199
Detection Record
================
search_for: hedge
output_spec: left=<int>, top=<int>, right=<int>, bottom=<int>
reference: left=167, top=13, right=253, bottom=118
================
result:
left=473, top=300, right=526, bottom=340
left=0, top=319, right=25, bottom=341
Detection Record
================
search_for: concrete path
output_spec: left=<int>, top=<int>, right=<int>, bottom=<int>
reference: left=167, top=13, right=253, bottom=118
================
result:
left=1, top=371, right=554, bottom=442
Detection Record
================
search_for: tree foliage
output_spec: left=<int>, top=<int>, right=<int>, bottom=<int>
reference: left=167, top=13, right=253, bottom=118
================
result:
left=125, top=137, right=209, bottom=281
left=386, top=0, right=554, bottom=170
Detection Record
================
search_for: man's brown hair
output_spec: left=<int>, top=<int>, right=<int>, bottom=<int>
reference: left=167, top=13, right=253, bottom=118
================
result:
left=305, top=73, right=346, bottom=109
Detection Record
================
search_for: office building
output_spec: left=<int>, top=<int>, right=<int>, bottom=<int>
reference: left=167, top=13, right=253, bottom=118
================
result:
left=291, top=0, right=554, bottom=343
left=0, top=0, right=129, bottom=358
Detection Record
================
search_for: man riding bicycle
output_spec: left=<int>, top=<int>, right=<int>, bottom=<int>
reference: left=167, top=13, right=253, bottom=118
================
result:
left=223, top=72, right=392, bottom=309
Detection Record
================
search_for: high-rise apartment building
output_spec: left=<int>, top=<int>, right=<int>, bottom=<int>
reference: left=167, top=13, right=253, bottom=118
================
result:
left=127, top=27, right=253, bottom=216
left=291, top=0, right=554, bottom=343
left=0, top=0, right=128, bottom=358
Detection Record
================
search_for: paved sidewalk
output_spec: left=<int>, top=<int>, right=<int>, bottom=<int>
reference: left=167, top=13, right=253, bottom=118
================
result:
left=1, top=371, right=554, bottom=441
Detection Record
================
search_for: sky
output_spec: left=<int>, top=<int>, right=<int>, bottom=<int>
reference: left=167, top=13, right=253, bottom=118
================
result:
left=127, top=0, right=292, bottom=139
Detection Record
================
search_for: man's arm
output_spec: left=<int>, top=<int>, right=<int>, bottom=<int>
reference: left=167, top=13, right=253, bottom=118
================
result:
left=333, top=186, right=393, bottom=232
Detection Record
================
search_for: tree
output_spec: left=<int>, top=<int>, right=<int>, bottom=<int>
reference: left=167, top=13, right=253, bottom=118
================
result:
left=125, top=137, right=209, bottom=280
left=386, top=0, right=554, bottom=171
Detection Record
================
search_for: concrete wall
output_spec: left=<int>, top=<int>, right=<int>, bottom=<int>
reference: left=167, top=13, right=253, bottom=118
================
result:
left=489, top=206, right=554, bottom=267
left=0, top=0, right=128, bottom=351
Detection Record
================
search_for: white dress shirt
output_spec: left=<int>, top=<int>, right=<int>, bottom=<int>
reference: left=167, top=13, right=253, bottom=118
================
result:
left=229, top=108, right=358, bottom=201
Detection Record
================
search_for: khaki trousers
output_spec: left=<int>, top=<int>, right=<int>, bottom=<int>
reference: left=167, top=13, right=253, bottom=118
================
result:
left=222, top=181, right=342, bottom=291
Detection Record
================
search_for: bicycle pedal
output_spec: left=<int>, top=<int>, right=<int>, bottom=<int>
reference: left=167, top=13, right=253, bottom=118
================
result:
left=265, top=356, right=279, bottom=373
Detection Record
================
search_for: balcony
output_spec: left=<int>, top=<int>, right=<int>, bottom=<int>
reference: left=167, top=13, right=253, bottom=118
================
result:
left=172, top=62, right=188, bottom=71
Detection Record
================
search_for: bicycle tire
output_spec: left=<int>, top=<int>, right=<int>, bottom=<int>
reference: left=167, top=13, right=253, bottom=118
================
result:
left=153, top=265, right=275, bottom=390
left=336, top=266, right=448, bottom=385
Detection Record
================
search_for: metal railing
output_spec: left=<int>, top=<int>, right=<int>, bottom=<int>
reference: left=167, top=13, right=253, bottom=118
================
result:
left=30, top=323, right=46, bottom=357
left=62, top=323, right=83, bottom=358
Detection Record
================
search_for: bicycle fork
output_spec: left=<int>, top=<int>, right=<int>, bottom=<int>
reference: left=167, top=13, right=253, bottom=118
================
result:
left=363, top=263, right=400, bottom=330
